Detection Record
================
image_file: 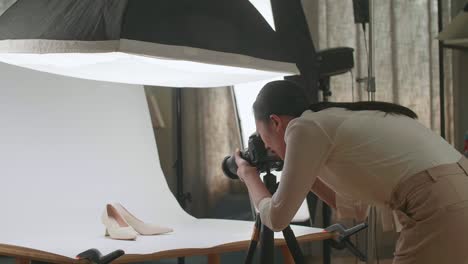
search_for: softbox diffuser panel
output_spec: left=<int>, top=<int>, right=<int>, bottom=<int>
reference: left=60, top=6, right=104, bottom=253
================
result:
left=0, top=0, right=298, bottom=87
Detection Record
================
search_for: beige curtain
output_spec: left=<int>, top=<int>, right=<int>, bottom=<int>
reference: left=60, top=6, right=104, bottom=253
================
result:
left=145, top=86, right=244, bottom=218
left=303, top=0, right=455, bottom=142
left=180, top=87, right=245, bottom=217
left=145, top=91, right=166, bottom=129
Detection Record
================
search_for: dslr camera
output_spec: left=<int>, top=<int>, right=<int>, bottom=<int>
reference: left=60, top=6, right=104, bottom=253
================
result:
left=222, top=133, right=283, bottom=179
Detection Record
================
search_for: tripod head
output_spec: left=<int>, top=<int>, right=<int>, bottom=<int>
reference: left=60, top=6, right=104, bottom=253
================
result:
left=262, top=170, right=279, bottom=195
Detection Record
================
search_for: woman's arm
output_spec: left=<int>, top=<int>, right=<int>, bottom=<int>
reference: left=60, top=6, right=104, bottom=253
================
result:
left=312, top=177, right=337, bottom=209
left=236, top=120, right=333, bottom=231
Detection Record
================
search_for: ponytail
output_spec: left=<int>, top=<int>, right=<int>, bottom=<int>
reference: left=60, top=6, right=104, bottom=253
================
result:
left=309, top=101, right=418, bottom=119
left=253, top=80, right=418, bottom=121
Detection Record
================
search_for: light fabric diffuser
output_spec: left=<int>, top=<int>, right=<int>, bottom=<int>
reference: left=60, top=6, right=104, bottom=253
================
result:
left=0, top=0, right=298, bottom=87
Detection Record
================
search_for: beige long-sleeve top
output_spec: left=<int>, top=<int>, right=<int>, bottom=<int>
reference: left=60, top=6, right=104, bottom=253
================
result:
left=258, top=108, right=462, bottom=232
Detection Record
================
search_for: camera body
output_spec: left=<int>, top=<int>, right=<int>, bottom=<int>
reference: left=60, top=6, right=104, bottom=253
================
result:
left=222, top=133, right=283, bottom=179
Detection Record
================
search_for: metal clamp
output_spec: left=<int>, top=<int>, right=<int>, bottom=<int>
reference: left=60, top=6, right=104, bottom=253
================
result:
left=325, top=223, right=368, bottom=262
left=76, top=248, right=125, bottom=264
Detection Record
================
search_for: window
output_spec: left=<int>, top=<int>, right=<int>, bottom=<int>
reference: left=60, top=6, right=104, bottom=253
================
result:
left=234, top=78, right=280, bottom=147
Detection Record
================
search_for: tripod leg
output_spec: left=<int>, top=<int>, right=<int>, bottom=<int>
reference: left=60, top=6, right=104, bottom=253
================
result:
left=323, top=203, right=332, bottom=264
left=15, top=258, right=30, bottom=264
left=208, top=254, right=221, bottom=264
left=259, top=224, right=274, bottom=264
left=282, top=226, right=305, bottom=264
left=306, top=192, right=318, bottom=226
left=280, top=245, right=295, bottom=264
left=245, top=216, right=262, bottom=264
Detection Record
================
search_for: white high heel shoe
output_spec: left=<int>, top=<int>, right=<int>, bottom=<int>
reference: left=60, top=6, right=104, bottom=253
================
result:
left=101, top=204, right=138, bottom=240
left=113, top=203, right=173, bottom=235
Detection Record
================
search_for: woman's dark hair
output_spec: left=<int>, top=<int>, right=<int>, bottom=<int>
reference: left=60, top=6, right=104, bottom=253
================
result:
left=253, top=80, right=418, bottom=121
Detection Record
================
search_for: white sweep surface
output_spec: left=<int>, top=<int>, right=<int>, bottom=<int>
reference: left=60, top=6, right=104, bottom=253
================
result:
left=0, top=62, right=323, bottom=259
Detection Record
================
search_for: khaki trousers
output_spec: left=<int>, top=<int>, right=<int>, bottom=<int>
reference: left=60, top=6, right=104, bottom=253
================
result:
left=390, top=157, right=468, bottom=264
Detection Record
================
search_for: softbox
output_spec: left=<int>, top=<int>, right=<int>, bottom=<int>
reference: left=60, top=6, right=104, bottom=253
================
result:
left=0, top=0, right=298, bottom=87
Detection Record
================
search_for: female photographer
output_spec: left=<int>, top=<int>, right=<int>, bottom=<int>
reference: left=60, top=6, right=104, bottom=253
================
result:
left=234, top=80, right=468, bottom=264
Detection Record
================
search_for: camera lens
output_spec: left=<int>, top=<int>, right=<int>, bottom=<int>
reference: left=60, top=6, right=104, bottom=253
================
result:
left=221, top=155, right=239, bottom=179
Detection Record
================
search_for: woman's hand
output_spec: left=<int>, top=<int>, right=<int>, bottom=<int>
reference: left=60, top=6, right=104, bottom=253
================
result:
left=234, top=149, right=271, bottom=210
left=234, top=148, right=259, bottom=183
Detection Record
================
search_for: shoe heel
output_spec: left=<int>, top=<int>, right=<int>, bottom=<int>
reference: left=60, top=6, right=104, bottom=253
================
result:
left=101, top=204, right=138, bottom=240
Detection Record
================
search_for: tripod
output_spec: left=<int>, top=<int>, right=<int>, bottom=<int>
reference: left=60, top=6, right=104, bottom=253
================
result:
left=243, top=170, right=369, bottom=264
left=244, top=170, right=305, bottom=264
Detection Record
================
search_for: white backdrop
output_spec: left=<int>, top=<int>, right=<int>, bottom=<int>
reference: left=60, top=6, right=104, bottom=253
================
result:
left=0, top=63, right=323, bottom=259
